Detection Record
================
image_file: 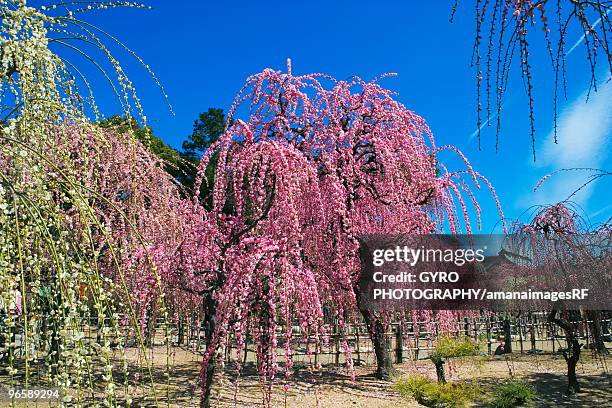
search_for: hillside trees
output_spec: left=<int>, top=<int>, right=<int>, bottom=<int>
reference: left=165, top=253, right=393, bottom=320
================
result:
left=97, top=115, right=188, bottom=184
left=181, top=108, right=227, bottom=162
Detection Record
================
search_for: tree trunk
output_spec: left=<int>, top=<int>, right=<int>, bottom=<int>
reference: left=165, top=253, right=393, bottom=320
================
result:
left=503, top=318, right=512, bottom=353
left=356, top=244, right=394, bottom=380
left=144, top=306, right=156, bottom=347
left=549, top=310, right=582, bottom=394
left=177, top=317, right=185, bottom=346
left=200, top=293, right=217, bottom=408
left=354, top=260, right=393, bottom=380
left=395, top=325, right=404, bottom=364
left=433, top=357, right=446, bottom=384
left=256, top=278, right=271, bottom=381
left=586, top=310, right=608, bottom=354
left=566, top=341, right=581, bottom=394
left=361, top=309, right=393, bottom=380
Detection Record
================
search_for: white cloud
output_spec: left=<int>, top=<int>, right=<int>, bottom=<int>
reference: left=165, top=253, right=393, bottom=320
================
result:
left=532, top=79, right=611, bottom=206
left=566, top=9, right=611, bottom=56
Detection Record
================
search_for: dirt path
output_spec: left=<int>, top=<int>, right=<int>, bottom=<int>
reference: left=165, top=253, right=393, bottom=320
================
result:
left=1, top=348, right=610, bottom=407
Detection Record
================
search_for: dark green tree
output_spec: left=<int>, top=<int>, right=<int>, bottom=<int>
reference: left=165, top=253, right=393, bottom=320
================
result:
left=181, top=108, right=226, bottom=162
left=180, top=108, right=227, bottom=204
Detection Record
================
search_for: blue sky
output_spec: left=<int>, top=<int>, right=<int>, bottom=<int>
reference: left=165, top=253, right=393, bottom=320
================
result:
left=44, top=1, right=611, bottom=231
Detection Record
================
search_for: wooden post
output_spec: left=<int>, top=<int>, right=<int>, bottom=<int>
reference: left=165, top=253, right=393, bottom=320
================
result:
left=518, top=317, right=524, bottom=353
left=225, top=332, right=231, bottom=363
left=550, top=322, right=556, bottom=353
left=529, top=321, right=536, bottom=353
left=486, top=318, right=492, bottom=355
left=335, top=321, right=341, bottom=366
left=395, top=324, right=404, bottom=364
left=583, top=313, right=590, bottom=349
left=355, top=325, right=361, bottom=364
left=177, top=316, right=185, bottom=345
left=414, top=323, right=420, bottom=360
left=243, top=337, right=249, bottom=365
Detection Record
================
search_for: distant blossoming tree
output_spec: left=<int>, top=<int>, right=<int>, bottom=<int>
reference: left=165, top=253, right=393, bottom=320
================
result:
left=509, top=201, right=610, bottom=393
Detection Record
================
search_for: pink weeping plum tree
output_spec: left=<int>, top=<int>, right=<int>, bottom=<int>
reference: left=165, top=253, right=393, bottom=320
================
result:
left=50, top=123, right=194, bottom=344
left=509, top=201, right=610, bottom=393
left=65, top=124, right=196, bottom=344
left=181, top=64, right=504, bottom=407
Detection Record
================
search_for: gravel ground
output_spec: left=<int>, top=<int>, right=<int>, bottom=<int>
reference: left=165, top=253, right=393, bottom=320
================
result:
left=1, top=347, right=611, bottom=407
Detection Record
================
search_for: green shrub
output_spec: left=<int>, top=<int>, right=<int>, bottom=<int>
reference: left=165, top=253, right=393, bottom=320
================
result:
left=433, top=336, right=480, bottom=360
left=395, top=375, right=479, bottom=407
left=491, top=380, right=536, bottom=408
left=395, top=374, right=432, bottom=402
left=430, top=337, right=481, bottom=383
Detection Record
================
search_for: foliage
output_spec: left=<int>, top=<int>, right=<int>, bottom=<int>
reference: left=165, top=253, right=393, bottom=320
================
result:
left=396, top=374, right=433, bottom=402
left=491, top=380, right=536, bottom=408
left=181, top=107, right=227, bottom=162
left=98, top=115, right=173, bottom=159
left=97, top=112, right=229, bottom=195
left=431, top=336, right=480, bottom=363
left=97, top=115, right=196, bottom=190
left=395, top=375, right=480, bottom=408
left=179, top=108, right=227, bottom=195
